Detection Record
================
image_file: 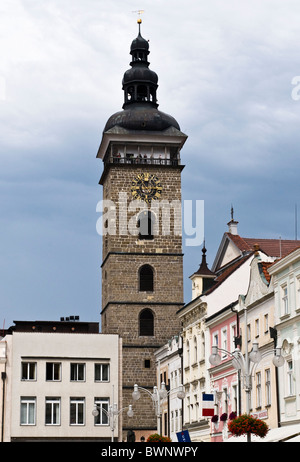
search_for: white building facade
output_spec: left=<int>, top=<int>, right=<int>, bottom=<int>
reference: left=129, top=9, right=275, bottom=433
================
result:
left=1, top=320, right=121, bottom=442
left=269, top=247, right=300, bottom=433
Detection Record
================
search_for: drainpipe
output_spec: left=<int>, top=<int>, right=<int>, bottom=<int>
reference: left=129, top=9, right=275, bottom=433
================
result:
left=1, top=370, right=6, bottom=442
left=179, top=331, right=184, bottom=430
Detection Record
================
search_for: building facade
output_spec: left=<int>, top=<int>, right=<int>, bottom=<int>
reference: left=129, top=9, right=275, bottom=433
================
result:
left=269, top=247, right=300, bottom=432
left=0, top=320, right=121, bottom=442
left=154, top=335, right=184, bottom=441
left=237, top=253, right=279, bottom=432
left=97, top=20, right=187, bottom=440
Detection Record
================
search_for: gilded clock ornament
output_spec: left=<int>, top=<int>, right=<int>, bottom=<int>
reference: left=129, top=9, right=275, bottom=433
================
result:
left=131, top=173, right=162, bottom=203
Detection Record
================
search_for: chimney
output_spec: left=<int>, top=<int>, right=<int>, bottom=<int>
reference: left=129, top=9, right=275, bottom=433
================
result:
left=227, top=205, right=238, bottom=235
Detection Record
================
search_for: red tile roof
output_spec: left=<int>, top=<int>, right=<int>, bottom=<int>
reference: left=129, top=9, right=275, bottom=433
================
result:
left=258, top=261, right=273, bottom=284
left=227, top=233, right=300, bottom=258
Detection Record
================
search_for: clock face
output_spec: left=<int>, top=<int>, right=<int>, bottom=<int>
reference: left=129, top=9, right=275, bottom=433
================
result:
left=131, top=173, right=162, bottom=203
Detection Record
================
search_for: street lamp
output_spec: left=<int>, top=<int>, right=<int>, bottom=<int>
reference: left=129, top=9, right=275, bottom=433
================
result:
left=132, top=383, right=185, bottom=435
left=209, top=342, right=284, bottom=442
left=92, top=402, right=134, bottom=442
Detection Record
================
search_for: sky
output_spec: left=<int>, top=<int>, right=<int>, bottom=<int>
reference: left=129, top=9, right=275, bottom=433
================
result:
left=1, top=0, right=300, bottom=329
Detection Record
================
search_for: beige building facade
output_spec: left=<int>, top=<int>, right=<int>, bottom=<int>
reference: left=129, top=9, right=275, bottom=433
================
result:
left=1, top=321, right=121, bottom=442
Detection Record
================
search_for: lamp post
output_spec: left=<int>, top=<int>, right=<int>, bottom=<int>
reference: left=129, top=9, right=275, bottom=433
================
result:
left=209, top=342, right=284, bottom=442
left=132, top=383, right=185, bottom=436
left=92, top=402, right=134, bottom=442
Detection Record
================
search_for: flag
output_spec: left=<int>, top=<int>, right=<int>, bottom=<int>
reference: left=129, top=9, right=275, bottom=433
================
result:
left=202, top=393, right=215, bottom=417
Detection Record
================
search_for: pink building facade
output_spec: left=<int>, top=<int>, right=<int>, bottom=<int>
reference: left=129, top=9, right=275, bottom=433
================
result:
left=206, top=308, right=241, bottom=442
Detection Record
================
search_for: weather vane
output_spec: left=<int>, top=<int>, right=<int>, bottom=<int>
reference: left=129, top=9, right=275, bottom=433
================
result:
left=132, top=9, right=145, bottom=23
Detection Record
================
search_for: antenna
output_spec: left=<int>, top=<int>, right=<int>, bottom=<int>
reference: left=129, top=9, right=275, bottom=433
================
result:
left=295, top=204, right=298, bottom=240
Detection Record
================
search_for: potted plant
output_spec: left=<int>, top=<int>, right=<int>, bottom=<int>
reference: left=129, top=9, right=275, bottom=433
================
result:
left=146, top=433, right=172, bottom=442
left=227, top=413, right=269, bottom=439
left=211, top=414, right=219, bottom=424
left=229, top=411, right=237, bottom=420
left=220, top=413, right=228, bottom=422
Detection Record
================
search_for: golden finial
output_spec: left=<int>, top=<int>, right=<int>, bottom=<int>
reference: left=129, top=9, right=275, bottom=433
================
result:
left=132, top=10, right=144, bottom=23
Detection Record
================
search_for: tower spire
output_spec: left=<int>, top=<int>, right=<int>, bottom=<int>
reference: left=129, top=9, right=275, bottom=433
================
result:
left=122, top=19, right=158, bottom=109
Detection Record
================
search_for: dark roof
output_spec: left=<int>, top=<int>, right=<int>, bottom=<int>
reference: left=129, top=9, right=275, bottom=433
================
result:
left=8, top=320, right=100, bottom=334
left=104, top=106, right=180, bottom=132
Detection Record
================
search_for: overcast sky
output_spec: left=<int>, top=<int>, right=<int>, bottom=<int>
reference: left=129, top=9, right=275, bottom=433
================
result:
left=1, top=0, right=300, bottom=329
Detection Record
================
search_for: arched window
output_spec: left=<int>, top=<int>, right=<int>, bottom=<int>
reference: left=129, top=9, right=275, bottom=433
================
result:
left=139, top=265, right=154, bottom=292
left=194, top=336, right=197, bottom=363
left=138, top=211, right=155, bottom=240
left=139, top=309, right=154, bottom=336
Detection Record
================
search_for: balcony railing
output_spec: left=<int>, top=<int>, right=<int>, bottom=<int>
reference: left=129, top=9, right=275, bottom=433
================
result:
left=106, top=155, right=180, bottom=167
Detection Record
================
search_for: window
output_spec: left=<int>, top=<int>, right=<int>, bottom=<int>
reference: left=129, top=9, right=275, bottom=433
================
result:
left=265, top=369, right=271, bottom=406
left=255, top=319, right=260, bottom=338
left=139, top=309, right=154, bottom=336
left=230, top=323, right=237, bottom=352
left=95, top=363, right=110, bottom=382
left=21, top=362, right=36, bottom=381
left=138, top=211, right=154, bottom=240
left=201, top=332, right=205, bottom=360
left=221, top=328, right=227, bottom=358
left=20, top=397, right=36, bottom=425
left=287, top=360, right=294, bottom=396
left=247, top=324, right=251, bottom=342
left=46, top=362, right=61, bottom=381
left=70, top=363, right=85, bottom=382
left=232, top=385, right=238, bottom=413
left=282, top=284, right=289, bottom=315
left=163, top=411, right=168, bottom=436
left=297, top=276, right=300, bottom=309
left=70, top=397, right=85, bottom=425
left=264, top=314, right=269, bottom=334
left=193, top=336, right=198, bottom=363
left=94, top=398, right=109, bottom=425
left=213, top=332, right=219, bottom=347
left=139, top=265, right=154, bottom=291
left=45, top=397, right=60, bottom=425
left=223, top=388, right=228, bottom=414
left=256, top=372, right=261, bottom=408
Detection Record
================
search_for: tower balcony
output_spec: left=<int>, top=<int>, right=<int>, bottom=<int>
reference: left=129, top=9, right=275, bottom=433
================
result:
left=106, top=153, right=181, bottom=167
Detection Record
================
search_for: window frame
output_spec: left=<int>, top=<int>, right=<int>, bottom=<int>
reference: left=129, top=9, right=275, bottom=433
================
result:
left=95, top=363, right=110, bottom=382
left=70, top=397, right=85, bottom=426
left=139, top=264, right=154, bottom=292
left=94, top=398, right=110, bottom=426
left=46, top=362, right=61, bottom=382
left=20, top=397, right=36, bottom=426
left=45, top=397, right=61, bottom=426
left=70, top=363, right=86, bottom=382
left=139, top=308, right=154, bottom=337
left=21, top=361, right=37, bottom=381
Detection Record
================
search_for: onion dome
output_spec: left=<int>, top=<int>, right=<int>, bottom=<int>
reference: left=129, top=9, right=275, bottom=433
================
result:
left=104, top=20, right=180, bottom=133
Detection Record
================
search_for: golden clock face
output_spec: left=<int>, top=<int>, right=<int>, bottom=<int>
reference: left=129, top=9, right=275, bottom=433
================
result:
left=131, top=173, right=162, bottom=203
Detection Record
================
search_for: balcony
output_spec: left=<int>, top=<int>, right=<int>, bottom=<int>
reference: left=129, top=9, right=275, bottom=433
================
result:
left=105, top=154, right=181, bottom=167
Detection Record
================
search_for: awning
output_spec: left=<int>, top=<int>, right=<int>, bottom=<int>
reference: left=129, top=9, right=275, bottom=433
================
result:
left=225, top=423, right=300, bottom=442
